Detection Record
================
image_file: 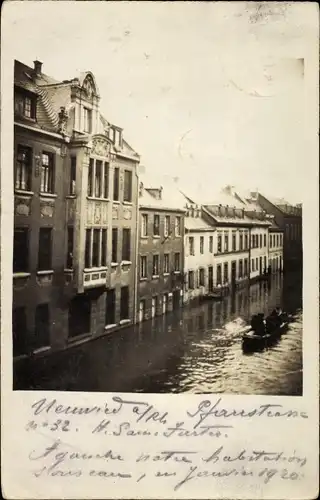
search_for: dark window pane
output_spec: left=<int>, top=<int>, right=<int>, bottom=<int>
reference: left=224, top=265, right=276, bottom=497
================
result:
left=120, top=286, right=129, bottom=320
left=112, top=228, right=118, bottom=263
left=70, top=156, right=76, bottom=195
left=113, top=168, right=119, bottom=201
left=68, top=295, right=91, bottom=338
left=40, top=152, right=54, bottom=193
left=85, top=229, right=91, bottom=268
left=34, top=304, right=50, bottom=349
left=124, top=170, right=132, bottom=202
left=92, top=229, right=100, bottom=267
left=88, top=158, right=94, bottom=196
left=104, top=163, right=109, bottom=198
left=122, top=228, right=131, bottom=261
left=66, top=227, right=73, bottom=268
left=13, top=228, right=28, bottom=272
left=101, top=229, right=107, bottom=266
left=38, top=228, right=52, bottom=271
left=106, top=289, right=116, bottom=325
left=15, top=145, right=32, bottom=191
left=12, top=307, right=27, bottom=357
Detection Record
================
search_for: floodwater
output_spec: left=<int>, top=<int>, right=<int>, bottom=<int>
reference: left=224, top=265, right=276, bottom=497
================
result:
left=14, top=271, right=303, bottom=395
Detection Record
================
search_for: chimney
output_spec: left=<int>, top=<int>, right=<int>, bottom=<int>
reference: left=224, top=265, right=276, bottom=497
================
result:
left=159, top=186, right=163, bottom=200
left=139, top=182, right=144, bottom=197
left=33, top=60, right=43, bottom=77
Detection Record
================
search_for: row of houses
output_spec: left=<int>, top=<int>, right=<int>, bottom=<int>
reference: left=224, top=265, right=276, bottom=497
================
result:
left=12, top=59, right=302, bottom=360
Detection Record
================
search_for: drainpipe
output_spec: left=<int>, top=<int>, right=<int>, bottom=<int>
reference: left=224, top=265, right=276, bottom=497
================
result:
left=133, top=164, right=140, bottom=324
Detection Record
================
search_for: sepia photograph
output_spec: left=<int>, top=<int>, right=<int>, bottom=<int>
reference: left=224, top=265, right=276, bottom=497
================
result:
left=11, top=2, right=304, bottom=396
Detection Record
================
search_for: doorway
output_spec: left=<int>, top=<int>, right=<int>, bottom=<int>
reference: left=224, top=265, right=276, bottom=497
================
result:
left=208, top=266, right=213, bottom=292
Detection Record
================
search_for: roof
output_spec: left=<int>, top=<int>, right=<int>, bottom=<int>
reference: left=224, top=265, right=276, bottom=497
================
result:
left=185, top=216, right=215, bottom=232
left=14, top=60, right=139, bottom=157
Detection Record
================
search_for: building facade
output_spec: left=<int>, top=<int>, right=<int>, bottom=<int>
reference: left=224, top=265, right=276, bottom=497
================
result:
left=254, top=193, right=302, bottom=271
left=183, top=203, right=216, bottom=304
left=137, top=182, right=185, bottom=322
left=13, top=59, right=139, bottom=360
left=267, top=218, right=284, bottom=273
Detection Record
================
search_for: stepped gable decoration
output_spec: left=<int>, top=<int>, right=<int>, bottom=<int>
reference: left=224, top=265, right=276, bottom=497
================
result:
left=80, top=72, right=100, bottom=99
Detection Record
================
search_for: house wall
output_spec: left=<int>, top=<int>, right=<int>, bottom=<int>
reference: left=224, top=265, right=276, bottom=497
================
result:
left=249, top=226, right=269, bottom=280
left=184, top=230, right=215, bottom=303
left=137, top=208, right=184, bottom=321
left=268, top=230, right=284, bottom=272
left=213, top=227, right=250, bottom=289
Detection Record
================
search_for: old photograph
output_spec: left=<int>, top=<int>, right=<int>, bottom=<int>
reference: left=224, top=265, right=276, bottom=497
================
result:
left=11, top=2, right=303, bottom=395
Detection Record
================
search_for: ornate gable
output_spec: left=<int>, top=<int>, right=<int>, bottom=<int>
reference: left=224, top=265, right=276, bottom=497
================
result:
left=91, top=134, right=113, bottom=157
left=80, top=72, right=100, bottom=100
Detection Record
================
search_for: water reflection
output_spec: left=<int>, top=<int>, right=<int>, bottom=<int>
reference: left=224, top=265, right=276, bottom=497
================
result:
left=14, top=272, right=302, bottom=395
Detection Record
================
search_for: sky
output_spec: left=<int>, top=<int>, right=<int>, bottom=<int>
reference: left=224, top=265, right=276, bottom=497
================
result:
left=2, top=1, right=317, bottom=203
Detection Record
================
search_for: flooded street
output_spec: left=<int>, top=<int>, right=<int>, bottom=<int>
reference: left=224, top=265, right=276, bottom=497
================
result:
left=14, top=271, right=302, bottom=395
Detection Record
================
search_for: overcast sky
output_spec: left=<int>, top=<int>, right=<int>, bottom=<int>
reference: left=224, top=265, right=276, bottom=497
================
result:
left=3, top=1, right=317, bottom=203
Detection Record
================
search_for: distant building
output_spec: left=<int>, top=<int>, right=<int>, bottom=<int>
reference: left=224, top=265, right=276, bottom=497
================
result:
left=137, top=181, right=185, bottom=322
left=183, top=202, right=216, bottom=303
left=13, top=59, right=140, bottom=360
left=253, top=193, right=302, bottom=271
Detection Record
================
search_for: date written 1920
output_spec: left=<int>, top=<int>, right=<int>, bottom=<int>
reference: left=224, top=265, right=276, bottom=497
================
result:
left=25, top=419, right=71, bottom=432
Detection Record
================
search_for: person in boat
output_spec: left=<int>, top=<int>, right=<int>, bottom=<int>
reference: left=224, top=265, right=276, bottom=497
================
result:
left=268, top=308, right=282, bottom=330
left=251, top=313, right=265, bottom=336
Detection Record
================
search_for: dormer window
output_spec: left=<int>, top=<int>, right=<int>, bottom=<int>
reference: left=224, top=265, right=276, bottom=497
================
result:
left=14, top=91, right=36, bottom=119
left=111, top=127, right=122, bottom=147
left=83, top=107, right=92, bottom=133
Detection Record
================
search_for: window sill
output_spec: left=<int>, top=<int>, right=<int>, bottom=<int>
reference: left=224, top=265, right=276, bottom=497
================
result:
left=120, top=319, right=131, bottom=325
left=152, top=275, right=160, bottom=279
left=111, top=262, right=118, bottom=268
left=37, top=270, right=54, bottom=275
left=39, top=192, right=57, bottom=199
left=163, top=273, right=170, bottom=276
left=68, top=333, right=91, bottom=345
left=121, top=260, right=132, bottom=266
left=153, top=235, right=160, bottom=239
left=140, top=235, right=149, bottom=239
left=87, top=196, right=110, bottom=202
left=105, top=324, right=117, bottom=331
left=112, top=200, right=120, bottom=205
left=33, top=345, right=51, bottom=355
left=84, top=267, right=108, bottom=272
left=13, top=272, right=31, bottom=279
left=64, top=268, right=74, bottom=273
left=174, top=270, right=181, bottom=274
left=140, top=277, right=148, bottom=281
left=66, top=195, right=76, bottom=199
left=123, top=201, right=133, bottom=206
left=14, top=189, right=34, bottom=197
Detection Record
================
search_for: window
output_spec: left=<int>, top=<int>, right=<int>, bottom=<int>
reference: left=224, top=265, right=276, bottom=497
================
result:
left=83, top=107, right=92, bottom=133
left=251, top=258, right=255, bottom=272
left=259, top=234, right=262, bottom=248
left=92, top=229, right=100, bottom=267
left=104, top=162, right=109, bottom=198
left=164, top=253, right=169, bottom=274
left=120, top=286, right=129, bottom=320
left=69, top=156, right=76, bottom=195
left=217, top=234, right=222, bottom=253
left=106, top=289, right=116, bottom=325
left=34, top=304, right=50, bottom=349
left=273, top=234, right=276, bottom=247
left=122, top=228, right=131, bottom=261
left=256, top=235, right=259, bottom=247
left=200, top=236, right=204, bottom=254
left=216, top=264, right=222, bottom=285
left=88, top=158, right=93, bottom=196
left=15, top=145, right=32, bottom=191
left=153, top=214, right=160, bottom=236
left=112, top=228, right=118, bottom=262
left=223, top=262, right=228, bottom=283
left=123, top=170, right=132, bottom=202
left=239, top=234, right=243, bottom=251
left=69, top=295, right=91, bottom=338
left=175, top=216, right=181, bottom=236
left=256, top=258, right=258, bottom=270
left=264, top=234, right=266, bottom=247
left=101, top=229, right=107, bottom=266
left=245, top=234, right=248, bottom=249
left=164, top=216, right=170, bottom=237
left=244, top=258, right=248, bottom=276
left=95, top=160, right=102, bottom=197
left=38, top=228, right=52, bottom=271
left=15, top=92, right=36, bottom=119
left=113, top=167, right=119, bottom=201
left=66, top=227, right=73, bottom=268
left=12, top=307, right=27, bottom=357
left=199, top=268, right=205, bottom=286
left=40, top=152, right=54, bottom=193
left=174, top=253, right=180, bottom=271
left=13, top=228, right=28, bottom=273
left=188, top=270, right=195, bottom=289
left=141, top=214, right=148, bottom=237
left=209, top=235, right=213, bottom=253
left=152, top=255, right=159, bottom=276
left=151, top=296, right=158, bottom=318
left=239, top=260, right=243, bottom=278
left=189, top=236, right=195, bottom=256
left=140, top=256, right=147, bottom=278
left=224, top=234, right=229, bottom=252
left=269, top=234, right=272, bottom=248
left=85, top=229, right=91, bottom=268
left=251, top=235, right=255, bottom=248
left=232, top=233, right=236, bottom=251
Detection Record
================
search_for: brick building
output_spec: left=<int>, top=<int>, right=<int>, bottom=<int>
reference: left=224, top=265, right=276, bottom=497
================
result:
left=13, top=59, right=139, bottom=360
left=137, top=180, right=185, bottom=322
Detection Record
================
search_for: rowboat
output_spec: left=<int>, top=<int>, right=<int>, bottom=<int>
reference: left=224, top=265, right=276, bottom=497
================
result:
left=242, top=321, right=289, bottom=352
left=202, top=292, right=223, bottom=301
